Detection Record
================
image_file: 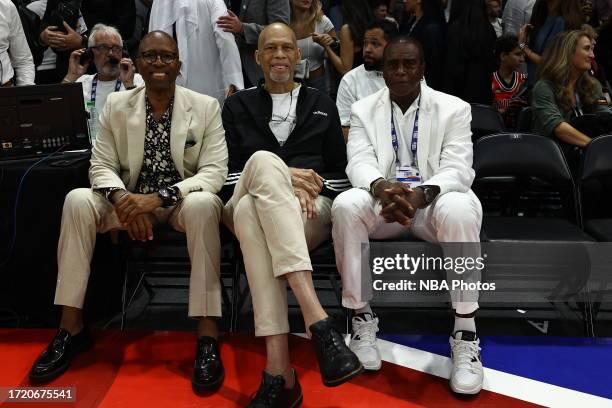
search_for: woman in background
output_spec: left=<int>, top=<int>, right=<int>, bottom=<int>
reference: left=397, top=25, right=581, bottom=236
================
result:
left=519, top=0, right=583, bottom=87
left=290, top=0, right=336, bottom=92
left=532, top=30, right=610, bottom=146
left=445, top=0, right=497, bottom=104
left=323, top=0, right=373, bottom=75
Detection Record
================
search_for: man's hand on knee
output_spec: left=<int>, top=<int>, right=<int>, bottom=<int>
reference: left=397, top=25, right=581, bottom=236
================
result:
left=290, top=168, right=324, bottom=198
left=115, top=193, right=163, bottom=225
left=295, top=188, right=317, bottom=219
left=126, top=213, right=154, bottom=241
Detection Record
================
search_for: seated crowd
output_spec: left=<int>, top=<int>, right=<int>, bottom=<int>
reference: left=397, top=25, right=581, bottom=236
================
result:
left=1, top=0, right=611, bottom=407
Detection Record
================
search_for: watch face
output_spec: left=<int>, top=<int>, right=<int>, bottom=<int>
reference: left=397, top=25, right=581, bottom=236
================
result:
left=158, top=188, right=170, bottom=200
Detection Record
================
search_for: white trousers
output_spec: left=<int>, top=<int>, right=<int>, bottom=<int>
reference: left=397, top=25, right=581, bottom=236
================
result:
left=332, top=187, right=483, bottom=315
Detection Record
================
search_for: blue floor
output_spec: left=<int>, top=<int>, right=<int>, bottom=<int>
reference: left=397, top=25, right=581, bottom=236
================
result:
left=381, top=334, right=612, bottom=400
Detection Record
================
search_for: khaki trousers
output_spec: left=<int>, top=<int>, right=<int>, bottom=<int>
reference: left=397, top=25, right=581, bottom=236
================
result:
left=54, top=188, right=223, bottom=317
left=223, top=151, right=331, bottom=336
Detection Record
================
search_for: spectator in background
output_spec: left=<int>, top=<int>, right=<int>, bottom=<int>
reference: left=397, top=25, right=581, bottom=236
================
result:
left=62, top=24, right=143, bottom=142
left=127, top=0, right=152, bottom=58
left=0, top=0, right=35, bottom=86
left=519, top=0, right=584, bottom=88
left=372, top=0, right=399, bottom=27
left=492, top=34, right=527, bottom=128
left=446, top=0, right=497, bottom=104
left=217, top=0, right=290, bottom=87
left=149, top=0, right=244, bottom=104
left=486, top=0, right=503, bottom=37
left=80, top=0, right=136, bottom=47
left=401, top=0, right=447, bottom=91
left=290, top=0, right=336, bottom=93
left=28, top=0, right=88, bottom=84
left=502, top=0, right=536, bottom=35
left=532, top=30, right=611, bottom=162
left=324, top=0, right=373, bottom=75
left=593, top=0, right=612, bottom=25
left=336, top=18, right=398, bottom=140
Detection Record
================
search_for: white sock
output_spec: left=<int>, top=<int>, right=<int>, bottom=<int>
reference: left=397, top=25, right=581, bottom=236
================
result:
left=453, top=315, right=476, bottom=334
left=355, top=304, right=372, bottom=315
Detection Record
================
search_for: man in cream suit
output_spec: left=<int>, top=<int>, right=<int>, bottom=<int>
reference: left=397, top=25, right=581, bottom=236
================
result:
left=29, top=32, right=229, bottom=394
left=332, top=36, right=485, bottom=395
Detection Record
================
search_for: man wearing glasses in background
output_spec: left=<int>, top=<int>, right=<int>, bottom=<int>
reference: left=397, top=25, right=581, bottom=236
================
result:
left=62, top=23, right=144, bottom=142
left=29, top=32, right=229, bottom=395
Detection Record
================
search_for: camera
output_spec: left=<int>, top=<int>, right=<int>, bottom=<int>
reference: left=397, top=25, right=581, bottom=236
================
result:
left=47, top=1, right=80, bottom=33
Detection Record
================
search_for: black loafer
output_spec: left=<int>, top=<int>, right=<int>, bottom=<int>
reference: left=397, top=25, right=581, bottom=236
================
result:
left=309, top=317, right=364, bottom=387
left=247, top=369, right=303, bottom=408
left=192, top=336, right=224, bottom=393
left=29, top=327, right=93, bottom=383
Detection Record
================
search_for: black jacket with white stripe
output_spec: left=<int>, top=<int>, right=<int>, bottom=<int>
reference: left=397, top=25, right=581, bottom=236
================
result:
left=219, top=82, right=350, bottom=202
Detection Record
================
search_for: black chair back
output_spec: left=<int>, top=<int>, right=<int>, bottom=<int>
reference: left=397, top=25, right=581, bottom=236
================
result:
left=516, top=107, right=532, bottom=133
left=474, top=133, right=573, bottom=181
left=470, top=103, right=505, bottom=140
left=474, top=133, right=579, bottom=223
left=581, top=134, right=612, bottom=181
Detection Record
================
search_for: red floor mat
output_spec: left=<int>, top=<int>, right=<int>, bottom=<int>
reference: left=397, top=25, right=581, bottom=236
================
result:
left=0, top=329, right=541, bottom=407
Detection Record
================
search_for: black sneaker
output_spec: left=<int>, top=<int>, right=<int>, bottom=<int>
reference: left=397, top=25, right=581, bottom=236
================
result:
left=309, top=317, right=364, bottom=387
left=29, top=327, right=93, bottom=383
left=247, top=369, right=303, bottom=408
left=192, top=336, right=225, bottom=393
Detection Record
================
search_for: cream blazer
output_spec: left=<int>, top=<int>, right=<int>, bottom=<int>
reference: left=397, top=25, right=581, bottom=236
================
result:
left=89, top=85, right=228, bottom=197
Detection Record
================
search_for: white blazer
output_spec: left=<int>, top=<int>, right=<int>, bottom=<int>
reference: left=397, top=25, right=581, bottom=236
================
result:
left=346, top=83, right=475, bottom=197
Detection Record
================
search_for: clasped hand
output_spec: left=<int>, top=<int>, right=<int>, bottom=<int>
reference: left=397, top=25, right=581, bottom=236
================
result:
left=114, top=193, right=162, bottom=241
left=375, top=181, right=422, bottom=226
left=290, top=168, right=324, bottom=219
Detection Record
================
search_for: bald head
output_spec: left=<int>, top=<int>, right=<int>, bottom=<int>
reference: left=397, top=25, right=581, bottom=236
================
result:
left=257, top=22, right=297, bottom=50
left=139, top=30, right=178, bottom=54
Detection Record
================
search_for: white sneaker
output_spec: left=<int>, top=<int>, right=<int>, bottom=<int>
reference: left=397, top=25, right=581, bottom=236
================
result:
left=349, top=313, right=382, bottom=371
left=449, top=330, right=484, bottom=395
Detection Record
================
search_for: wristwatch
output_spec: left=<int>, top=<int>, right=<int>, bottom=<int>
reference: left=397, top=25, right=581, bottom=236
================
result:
left=519, top=42, right=527, bottom=51
left=158, top=187, right=180, bottom=207
left=417, top=185, right=439, bottom=207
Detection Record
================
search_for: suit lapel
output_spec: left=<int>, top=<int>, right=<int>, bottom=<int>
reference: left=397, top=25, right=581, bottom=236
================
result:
left=170, top=87, right=192, bottom=179
left=127, top=90, right=146, bottom=190
left=417, top=90, right=431, bottom=181
left=375, top=94, right=394, bottom=178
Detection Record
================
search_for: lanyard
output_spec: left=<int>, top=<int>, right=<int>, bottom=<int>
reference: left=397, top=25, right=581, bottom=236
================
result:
left=90, top=75, right=122, bottom=104
left=391, top=95, right=420, bottom=167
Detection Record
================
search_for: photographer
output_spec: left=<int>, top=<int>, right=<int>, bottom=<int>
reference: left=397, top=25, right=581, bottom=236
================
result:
left=26, top=0, right=87, bottom=83
left=62, top=23, right=143, bottom=141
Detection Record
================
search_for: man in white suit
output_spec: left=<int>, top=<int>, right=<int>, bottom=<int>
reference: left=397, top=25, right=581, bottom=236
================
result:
left=149, top=0, right=244, bottom=104
left=29, top=32, right=229, bottom=393
left=332, top=36, right=484, bottom=395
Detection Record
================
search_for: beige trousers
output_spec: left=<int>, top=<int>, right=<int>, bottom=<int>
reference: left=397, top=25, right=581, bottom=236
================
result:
left=54, top=188, right=224, bottom=317
left=223, top=151, right=331, bottom=336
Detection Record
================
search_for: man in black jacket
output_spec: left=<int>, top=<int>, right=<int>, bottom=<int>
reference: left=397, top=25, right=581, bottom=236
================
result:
left=221, top=22, right=362, bottom=408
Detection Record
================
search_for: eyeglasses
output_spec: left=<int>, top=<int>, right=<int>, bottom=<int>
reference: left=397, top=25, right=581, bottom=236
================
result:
left=92, top=44, right=123, bottom=54
left=139, top=52, right=178, bottom=65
